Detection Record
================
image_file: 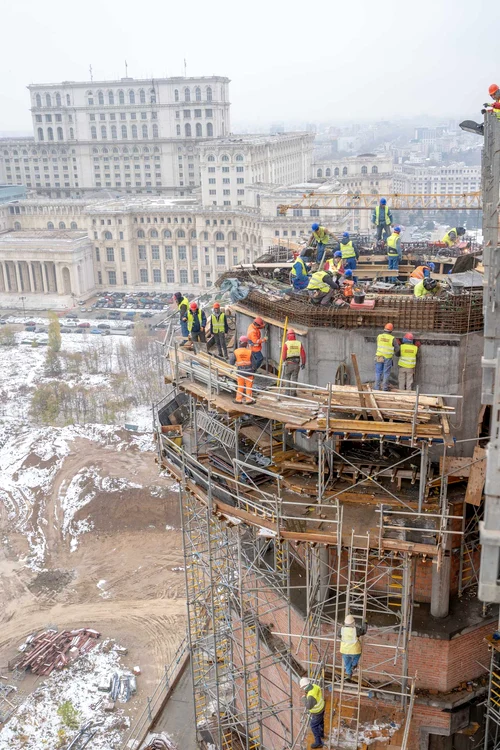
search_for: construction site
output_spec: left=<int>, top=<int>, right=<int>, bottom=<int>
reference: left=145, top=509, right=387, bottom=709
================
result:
left=129, top=112, right=500, bottom=750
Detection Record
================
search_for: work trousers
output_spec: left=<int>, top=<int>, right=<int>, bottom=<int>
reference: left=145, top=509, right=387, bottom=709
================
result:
left=309, top=711, right=325, bottom=747
left=190, top=329, right=206, bottom=354
left=398, top=367, right=415, bottom=391
left=284, top=360, right=300, bottom=396
left=387, top=255, right=399, bottom=283
left=342, top=653, right=361, bottom=677
left=376, top=224, right=391, bottom=241
left=251, top=350, right=264, bottom=372
left=180, top=318, right=189, bottom=341
left=236, top=371, right=254, bottom=403
left=316, top=242, right=326, bottom=263
left=213, top=332, right=228, bottom=358
left=374, top=357, right=393, bottom=391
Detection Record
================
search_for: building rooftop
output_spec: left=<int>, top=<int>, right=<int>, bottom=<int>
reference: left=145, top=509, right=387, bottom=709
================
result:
left=199, top=132, right=313, bottom=147
left=27, top=76, right=230, bottom=90
left=0, top=230, right=88, bottom=246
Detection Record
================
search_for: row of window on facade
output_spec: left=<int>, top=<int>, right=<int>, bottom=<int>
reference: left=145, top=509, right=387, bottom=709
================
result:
left=97, top=244, right=235, bottom=267
left=316, top=166, right=379, bottom=178
left=98, top=268, right=207, bottom=286
left=34, top=86, right=215, bottom=109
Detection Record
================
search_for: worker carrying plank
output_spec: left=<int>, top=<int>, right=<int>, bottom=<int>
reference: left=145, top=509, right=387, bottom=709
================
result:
left=374, top=323, right=400, bottom=391
left=290, top=252, right=312, bottom=290
left=414, top=278, right=439, bottom=297
left=209, top=302, right=228, bottom=359
left=299, top=677, right=325, bottom=749
left=282, top=329, right=306, bottom=397
left=409, top=263, right=435, bottom=286
left=372, top=197, right=393, bottom=242
left=339, top=614, right=367, bottom=681
left=307, top=270, right=339, bottom=306
left=247, top=317, right=267, bottom=372
left=441, top=227, right=466, bottom=248
left=386, top=226, right=402, bottom=282
left=174, top=291, right=190, bottom=345
left=187, top=301, right=207, bottom=352
left=311, top=223, right=330, bottom=263
left=229, top=336, right=255, bottom=404
left=398, top=332, right=420, bottom=391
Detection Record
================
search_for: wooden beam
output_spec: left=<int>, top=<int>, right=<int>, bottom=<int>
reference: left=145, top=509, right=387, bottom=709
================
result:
left=351, top=353, right=369, bottom=420
left=230, top=303, right=309, bottom=335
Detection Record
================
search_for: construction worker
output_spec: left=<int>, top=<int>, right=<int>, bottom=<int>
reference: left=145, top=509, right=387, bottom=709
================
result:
left=339, top=614, right=367, bottom=681
left=372, top=198, right=393, bottom=242
left=291, top=253, right=311, bottom=290
left=324, top=250, right=344, bottom=275
left=247, top=317, right=267, bottom=372
left=174, top=291, right=190, bottom=345
left=229, top=336, right=255, bottom=404
left=209, top=302, right=228, bottom=358
left=307, top=269, right=339, bottom=306
left=398, top=332, right=419, bottom=391
left=332, top=232, right=359, bottom=275
left=311, top=223, right=330, bottom=263
left=299, top=677, right=325, bottom=749
left=409, top=263, right=435, bottom=286
left=340, top=269, right=355, bottom=300
left=374, top=322, right=399, bottom=391
left=282, top=329, right=306, bottom=397
left=386, top=226, right=402, bottom=282
left=441, top=227, right=466, bottom=248
left=187, top=301, right=207, bottom=350
left=482, top=84, right=500, bottom=119
left=414, top=277, right=439, bottom=298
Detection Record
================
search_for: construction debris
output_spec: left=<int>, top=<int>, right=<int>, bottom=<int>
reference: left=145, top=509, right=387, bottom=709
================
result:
left=10, top=628, right=100, bottom=676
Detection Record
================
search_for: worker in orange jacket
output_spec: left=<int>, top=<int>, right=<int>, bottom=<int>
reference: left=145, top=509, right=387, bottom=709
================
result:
left=229, top=336, right=255, bottom=404
left=247, top=317, right=267, bottom=372
left=409, top=263, right=435, bottom=286
left=281, top=329, right=306, bottom=397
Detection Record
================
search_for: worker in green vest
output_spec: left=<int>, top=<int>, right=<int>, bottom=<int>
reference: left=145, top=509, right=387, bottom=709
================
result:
left=299, top=677, right=325, bottom=748
left=209, top=302, right=228, bottom=358
left=307, top=270, right=339, bottom=305
left=187, top=301, right=207, bottom=352
left=371, top=198, right=393, bottom=241
left=339, top=614, right=367, bottom=681
left=386, top=226, right=402, bottom=282
left=441, top=227, right=465, bottom=248
left=414, top=278, right=439, bottom=298
left=282, top=329, right=306, bottom=397
left=311, top=223, right=330, bottom=263
left=332, top=232, right=359, bottom=279
left=374, top=323, right=400, bottom=391
left=174, top=291, right=190, bottom=345
left=398, top=332, right=420, bottom=390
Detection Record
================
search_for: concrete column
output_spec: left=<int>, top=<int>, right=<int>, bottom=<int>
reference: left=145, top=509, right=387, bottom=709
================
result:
left=430, top=555, right=451, bottom=618
left=0, top=261, right=7, bottom=292
left=14, top=261, right=22, bottom=293
left=41, top=262, right=47, bottom=293
left=55, top=263, right=64, bottom=295
left=28, top=262, right=36, bottom=293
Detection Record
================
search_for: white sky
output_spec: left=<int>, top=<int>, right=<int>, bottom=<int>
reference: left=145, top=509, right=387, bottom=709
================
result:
left=0, top=0, right=498, bottom=132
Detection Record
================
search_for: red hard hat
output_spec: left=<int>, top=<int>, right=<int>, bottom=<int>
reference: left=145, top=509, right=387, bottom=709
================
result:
left=489, top=84, right=500, bottom=96
left=254, top=317, right=264, bottom=327
left=239, top=335, right=248, bottom=345
left=384, top=323, right=394, bottom=332
left=287, top=329, right=296, bottom=339
left=189, top=301, right=198, bottom=310
left=213, top=302, right=220, bottom=308
left=403, top=332, right=413, bottom=340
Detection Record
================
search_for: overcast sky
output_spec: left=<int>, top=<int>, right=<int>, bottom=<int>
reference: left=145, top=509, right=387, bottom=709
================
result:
left=1, top=0, right=498, bottom=133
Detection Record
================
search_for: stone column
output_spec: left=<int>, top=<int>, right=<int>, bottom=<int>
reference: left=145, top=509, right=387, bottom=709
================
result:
left=0, top=261, right=7, bottom=292
left=14, top=261, right=22, bottom=293
left=28, top=262, right=36, bottom=293
left=431, top=554, right=451, bottom=618
left=41, top=262, right=47, bottom=293
left=55, top=263, right=64, bottom=295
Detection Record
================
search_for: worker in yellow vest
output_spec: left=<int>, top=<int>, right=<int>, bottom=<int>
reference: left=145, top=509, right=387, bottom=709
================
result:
left=282, top=329, right=306, bottom=397
left=441, top=227, right=466, bottom=248
left=307, top=270, right=339, bottom=305
left=386, top=226, right=402, bottom=282
left=414, top=278, right=439, bottom=297
left=398, top=332, right=420, bottom=391
left=311, top=223, right=330, bottom=263
left=299, top=677, right=325, bottom=748
left=339, top=614, right=367, bottom=681
left=374, top=323, right=400, bottom=391
left=174, top=291, right=190, bottom=345
left=209, top=302, right=228, bottom=358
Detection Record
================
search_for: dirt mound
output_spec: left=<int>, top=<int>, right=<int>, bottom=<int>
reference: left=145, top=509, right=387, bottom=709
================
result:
left=27, top=568, right=74, bottom=594
left=75, top=488, right=180, bottom=534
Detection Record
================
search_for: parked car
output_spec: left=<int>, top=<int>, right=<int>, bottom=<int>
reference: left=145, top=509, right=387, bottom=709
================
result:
left=65, top=320, right=78, bottom=327
left=26, top=320, right=37, bottom=326
left=108, top=311, right=121, bottom=319
left=91, top=327, right=107, bottom=335
left=60, top=327, right=73, bottom=333
left=73, top=327, right=84, bottom=334
left=111, top=329, right=130, bottom=336
left=77, top=322, right=90, bottom=328
left=66, top=312, right=78, bottom=319
left=125, top=311, right=136, bottom=318
left=141, top=311, right=153, bottom=318
left=97, top=323, right=111, bottom=330
left=96, top=313, right=108, bottom=320
left=25, top=324, right=36, bottom=332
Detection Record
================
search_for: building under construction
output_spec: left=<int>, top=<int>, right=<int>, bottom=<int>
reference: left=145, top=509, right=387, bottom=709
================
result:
left=149, top=113, right=500, bottom=750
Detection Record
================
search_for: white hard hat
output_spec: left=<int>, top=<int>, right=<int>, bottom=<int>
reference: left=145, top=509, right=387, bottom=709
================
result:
left=344, top=614, right=355, bottom=626
left=299, top=677, right=310, bottom=689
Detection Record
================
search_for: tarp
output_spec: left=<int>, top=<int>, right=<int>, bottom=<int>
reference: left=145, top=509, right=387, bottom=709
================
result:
left=219, top=278, right=250, bottom=303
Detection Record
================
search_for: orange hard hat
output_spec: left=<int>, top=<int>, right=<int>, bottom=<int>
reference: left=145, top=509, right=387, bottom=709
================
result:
left=189, top=301, right=198, bottom=310
left=213, top=302, right=220, bottom=308
left=403, top=332, right=413, bottom=341
left=384, top=323, right=394, bottom=332
left=287, top=329, right=296, bottom=339
left=254, top=317, right=264, bottom=327
left=489, top=84, right=500, bottom=96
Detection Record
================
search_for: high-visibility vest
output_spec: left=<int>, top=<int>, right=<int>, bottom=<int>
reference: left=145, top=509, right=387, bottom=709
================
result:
left=285, top=340, right=302, bottom=359
left=177, top=296, right=189, bottom=313
left=340, top=240, right=356, bottom=259
left=211, top=312, right=225, bottom=334
left=291, top=257, right=307, bottom=278
left=342, top=279, right=354, bottom=298
left=376, top=333, right=395, bottom=358
left=410, top=265, right=430, bottom=280
left=414, top=279, right=430, bottom=297
left=307, top=271, right=330, bottom=293
left=234, top=347, right=253, bottom=370
left=442, top=228, right=457, bottom=247
left=399, top=343, right=418, bottom=369
left=313, top=227, right=329, bottom=245
left=340, top=626, right=361, bottom=655
left=325, top=257, right=343, bottom=274
left=187, top=309, right=203, bottom=332
left=306, top=684, right=325, bottom=714
left=375, top=205, right=391, bottom=225
left=247, top=323, right=263, bottom=352
left=386, top=234, right=400, bottom=256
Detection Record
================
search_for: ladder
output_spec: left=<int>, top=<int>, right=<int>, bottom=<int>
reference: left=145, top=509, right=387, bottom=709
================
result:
left=458, top=507, right=481, bottom=596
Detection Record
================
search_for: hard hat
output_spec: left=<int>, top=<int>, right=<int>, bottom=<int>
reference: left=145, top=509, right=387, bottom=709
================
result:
left=393, top=226, right=401, bottom=233
left=424, top=278, right=438, bottom=290
left=213, top=302, right=220, bottom=308
left=239, top=335, right=249, bottom=345
left=344, top=614, right=355, bottom=626
left=457, top=227, right=466, bottom=235
left=403, top=332, right=413, bottom=341
left=334, top=250, right=342, bottom=257
left=344, top=269, right=353, bottom=277
left=311, top=223, right=320, bottom=231
left=380, top=198, right=387, bottom=205
left=342, top=232, right=350, bottom=239
left=254, top=316, right=265, bottom=327
left=189, top=301, right=198, bottom=310
left=489, top=84, right=500, bottom=96
left=299, top=677, right=311, bottom=689
left=287, top=329, right=296, bottom=340
left=384, top=323, right=394, bottom=331
left=428, top=262, right=436, bottom=271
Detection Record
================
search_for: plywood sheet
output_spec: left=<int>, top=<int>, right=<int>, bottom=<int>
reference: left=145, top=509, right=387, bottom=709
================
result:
left=465, top=446, right=486, bottom=506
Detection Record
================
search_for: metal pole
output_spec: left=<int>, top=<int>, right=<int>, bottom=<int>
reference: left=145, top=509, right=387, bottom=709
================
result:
left=418, top=442, right=428, bottom=513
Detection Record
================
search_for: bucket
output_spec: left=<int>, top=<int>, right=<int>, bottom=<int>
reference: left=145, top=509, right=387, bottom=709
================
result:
left=353, top=289, right=365, bottom=305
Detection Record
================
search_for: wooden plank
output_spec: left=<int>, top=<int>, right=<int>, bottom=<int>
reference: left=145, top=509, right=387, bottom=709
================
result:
left=351, top=353, right=369, bottom=420
left=230, top=303, right=308, bottom=335
left=439, top=456, right=473, bottom=478
left=364, top=384, right=384, bottom=421
left=465, top=446, right=487, bottom=506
